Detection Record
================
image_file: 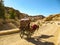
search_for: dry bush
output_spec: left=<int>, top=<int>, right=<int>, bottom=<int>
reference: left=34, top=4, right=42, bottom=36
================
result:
left=10, top=19, right=20, bottom=28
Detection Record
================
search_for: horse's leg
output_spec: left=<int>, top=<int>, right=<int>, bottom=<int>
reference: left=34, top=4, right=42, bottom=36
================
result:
left=20, top=30, right=24, bottom=38
left=26, top=29, right=32, bottom=38
left=27, top=32, right=31, bottom=38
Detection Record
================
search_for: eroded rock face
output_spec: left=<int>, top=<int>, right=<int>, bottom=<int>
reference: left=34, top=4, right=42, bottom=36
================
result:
left=28, top=15, right=45, bottom=22
left=43, top=14, right=60, bottom=21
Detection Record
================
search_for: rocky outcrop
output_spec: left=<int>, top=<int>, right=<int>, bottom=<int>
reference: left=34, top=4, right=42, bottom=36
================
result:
left=43, top=14, right=60, bottom=21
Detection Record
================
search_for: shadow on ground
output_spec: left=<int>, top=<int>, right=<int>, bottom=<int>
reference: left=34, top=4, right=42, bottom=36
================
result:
left=25, top=35, right=54, bottom=45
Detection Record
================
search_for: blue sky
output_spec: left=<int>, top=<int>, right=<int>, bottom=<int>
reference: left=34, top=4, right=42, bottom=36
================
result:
left=4, top=0, right=60, bottom=16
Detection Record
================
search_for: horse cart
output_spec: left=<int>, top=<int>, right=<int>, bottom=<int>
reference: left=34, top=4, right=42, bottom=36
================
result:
left=19, top=18, right=39, bottom=38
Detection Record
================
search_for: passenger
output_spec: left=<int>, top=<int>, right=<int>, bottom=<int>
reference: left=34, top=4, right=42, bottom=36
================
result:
left=31, top=24, right=39, bottom=30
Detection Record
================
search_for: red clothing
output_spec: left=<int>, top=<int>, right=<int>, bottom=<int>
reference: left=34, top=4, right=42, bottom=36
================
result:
left=32, top=24, right=39, bottom=30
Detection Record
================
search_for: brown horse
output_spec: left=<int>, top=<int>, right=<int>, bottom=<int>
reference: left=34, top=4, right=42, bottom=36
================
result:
left=20, top=24, right=39, bottom=38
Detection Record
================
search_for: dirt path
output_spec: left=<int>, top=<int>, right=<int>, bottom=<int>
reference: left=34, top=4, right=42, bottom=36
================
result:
left=0, top=28, right=19, bottom=35
left=0, top=21, right=60, bottom=45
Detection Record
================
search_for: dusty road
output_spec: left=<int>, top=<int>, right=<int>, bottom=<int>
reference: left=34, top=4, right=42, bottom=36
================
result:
left=0, top=28, right=19, bottom=35
left=0, top=21, right=60, bottom=45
